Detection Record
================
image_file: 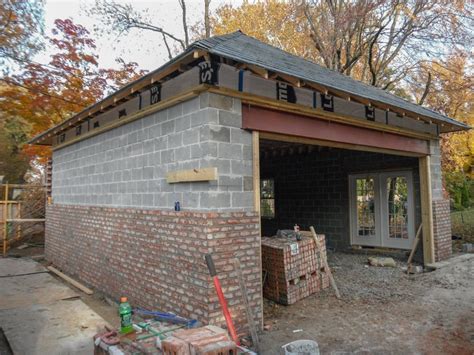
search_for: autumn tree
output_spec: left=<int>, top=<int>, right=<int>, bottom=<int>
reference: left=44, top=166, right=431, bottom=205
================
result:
left=212, top=0, right=471, bottom=92
left=0, top=19, right=146, bottom=181
left=0, top=0, right=45, bottom=74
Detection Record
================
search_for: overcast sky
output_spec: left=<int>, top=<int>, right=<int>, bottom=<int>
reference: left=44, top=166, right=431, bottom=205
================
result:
left=38, top=0, right=240, bottom=71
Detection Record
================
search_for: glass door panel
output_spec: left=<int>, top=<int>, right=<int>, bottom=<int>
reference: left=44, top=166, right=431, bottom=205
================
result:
left=381, top=172, right=414, bottom=249
left=349, top=175, right=381, bottom=246
left=356, top=178, right=376, bottom=237
left=350, top=171, right=414, bottom=249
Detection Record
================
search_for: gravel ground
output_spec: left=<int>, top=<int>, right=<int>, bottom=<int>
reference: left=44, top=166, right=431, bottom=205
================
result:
left=260, top=251, right=474, bottom=355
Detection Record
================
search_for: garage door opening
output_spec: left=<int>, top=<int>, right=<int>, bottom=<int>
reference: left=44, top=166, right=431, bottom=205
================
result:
left=256, top=135, right=429, bottom=305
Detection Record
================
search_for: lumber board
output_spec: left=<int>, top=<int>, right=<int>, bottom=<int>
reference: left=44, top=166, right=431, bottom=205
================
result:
left=166, top=167, right=218, bottom=183
left=252, top=131, right=261, bottom=213
left=419, top=156, right=435, bottom=264
left=310, top=226, right=341, bottom=299
left=407, top=224, right=423, bottom=267
left=47, top=266, right=94, bottom=295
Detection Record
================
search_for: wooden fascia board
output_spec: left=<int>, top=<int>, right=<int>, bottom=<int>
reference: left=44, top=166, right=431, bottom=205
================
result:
left=206, top=86, right=435, bottom=141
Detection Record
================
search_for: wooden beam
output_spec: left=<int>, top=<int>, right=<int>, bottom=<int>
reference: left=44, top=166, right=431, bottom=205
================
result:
left=48, top=266, right=94, bottom=295
left=252, top=131, right=261, bottom=213
left=419, top=156, right=435, bottom=264
left=245, top=64, right=269, bottom=79
left=251, top=130, right=264, bottom=330
left=166, top=167, right=218, bottom=183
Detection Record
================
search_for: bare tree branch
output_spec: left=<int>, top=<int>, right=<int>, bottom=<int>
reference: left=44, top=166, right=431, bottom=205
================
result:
left=418, top=71, right=431, bottom=105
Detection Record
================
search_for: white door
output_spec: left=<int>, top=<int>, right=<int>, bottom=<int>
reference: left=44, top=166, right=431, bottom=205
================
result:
left=350, top=171, right=415, bottom=250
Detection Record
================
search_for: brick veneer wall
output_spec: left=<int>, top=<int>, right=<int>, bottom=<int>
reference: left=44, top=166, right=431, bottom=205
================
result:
left=432, top=199, right=452, bottom=261
left=45, top=204, right=262, bottom=334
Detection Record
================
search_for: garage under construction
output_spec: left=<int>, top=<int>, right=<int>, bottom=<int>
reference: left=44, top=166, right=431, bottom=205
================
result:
left=28, top=31, right=469, bottom=333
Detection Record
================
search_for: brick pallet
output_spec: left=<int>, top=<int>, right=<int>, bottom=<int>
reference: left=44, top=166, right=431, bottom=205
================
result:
left=261, top=232, right=329, bottom=305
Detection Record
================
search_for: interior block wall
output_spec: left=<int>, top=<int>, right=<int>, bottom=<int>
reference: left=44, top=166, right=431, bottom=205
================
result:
left=260, top=147, right=422, bottom=251
left=45, top=204, right=262, bottom=334
left=51, top=93, right=253, bottom=212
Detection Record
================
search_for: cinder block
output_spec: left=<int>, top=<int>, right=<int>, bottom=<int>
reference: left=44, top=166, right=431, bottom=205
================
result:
left=210, top=126, right=231, bottom=143
left=218, top=143, right=242, bottom=160
left=231, top=191, right=253, bottom=208
left=218, top=111, right=241, bottom=127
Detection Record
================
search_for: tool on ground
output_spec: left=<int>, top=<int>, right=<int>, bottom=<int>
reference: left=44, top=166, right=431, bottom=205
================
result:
left=119, top=296, right=134, bottom=334
left=205, top=253, right=240, bottom=345
left=310, top=226, right=341, bottom=299
left=233, top=258, right=260, bottom=352
left=407, top=224, right=423, bottom=273
left=134, top=308, right=198, bottom=328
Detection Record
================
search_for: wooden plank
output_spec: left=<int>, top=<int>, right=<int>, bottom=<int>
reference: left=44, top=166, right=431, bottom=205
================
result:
left=419, top=156, right=435, bottom=264
left=233, top=258, right=260, bottom=352
left=407, top=224, right=423, bottom=269
left=2, top=184, right=8, bottom=257
left=166, top=167, right=218, bottom=183
left=252, top=131, right=261, bottom=213
left=309, top=226, right=341, bottom=299
left=47, top=266, right=94, bottom=295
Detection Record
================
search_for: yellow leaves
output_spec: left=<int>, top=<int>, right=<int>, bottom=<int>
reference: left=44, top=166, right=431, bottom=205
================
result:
left=211, top=0, right=313, bottom=59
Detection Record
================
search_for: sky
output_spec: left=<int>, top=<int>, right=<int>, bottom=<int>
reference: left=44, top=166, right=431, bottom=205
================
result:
left=38, top=0, right=240, bottom=71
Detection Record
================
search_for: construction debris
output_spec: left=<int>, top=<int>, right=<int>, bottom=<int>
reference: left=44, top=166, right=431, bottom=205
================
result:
left=462, top=243, right=473, bottom=253
left=282, top=339, right=320, bottom=355
left=368, top=257, right=397, bottom=268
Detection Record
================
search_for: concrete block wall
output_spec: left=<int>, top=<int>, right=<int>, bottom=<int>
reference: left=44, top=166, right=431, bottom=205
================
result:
left=260, top=147, right=421, bottom=251
left=51, top=93, right=253, bottom=212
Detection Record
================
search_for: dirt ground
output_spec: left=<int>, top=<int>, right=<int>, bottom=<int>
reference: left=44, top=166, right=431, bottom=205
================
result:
left=260, top=252, right=474, bottom=355
left=5, top=242, right=473, bottom=354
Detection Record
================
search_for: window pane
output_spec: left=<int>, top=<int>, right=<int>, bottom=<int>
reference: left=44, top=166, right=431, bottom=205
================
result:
left=261, top=179, right=275, bottom=218
left=386, top=177, right=409, bottom=239
left=356, top=178, right=376, bottom=237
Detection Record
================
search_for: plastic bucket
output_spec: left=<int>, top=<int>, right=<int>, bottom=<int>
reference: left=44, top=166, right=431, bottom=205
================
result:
left=282, top=339, right=320, bottom=355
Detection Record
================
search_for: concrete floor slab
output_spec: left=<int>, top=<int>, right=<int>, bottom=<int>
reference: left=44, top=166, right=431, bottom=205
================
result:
left=0, top=258, right=46, bottom=276
left=0, top=273, right=78, bottom=310
left=0, top=257, right=109, bottom=354
left=0, top=299, right=107, bottom=355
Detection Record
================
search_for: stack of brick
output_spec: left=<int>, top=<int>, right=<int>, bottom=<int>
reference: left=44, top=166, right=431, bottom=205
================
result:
left=261, top=233, right=329, bottom=305
left=162, top=325, right=236, bottom=355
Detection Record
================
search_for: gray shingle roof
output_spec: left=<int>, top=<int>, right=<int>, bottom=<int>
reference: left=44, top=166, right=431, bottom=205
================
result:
left=190, top=31, right=469, bottom=131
